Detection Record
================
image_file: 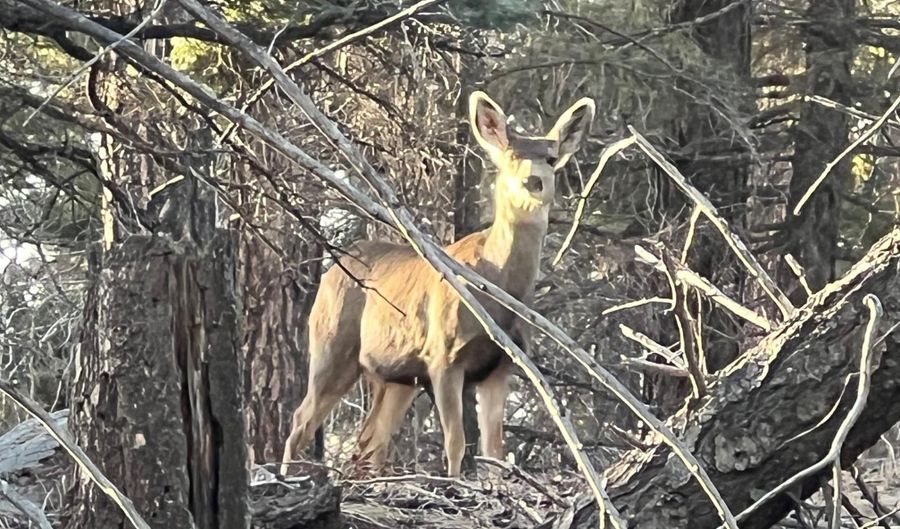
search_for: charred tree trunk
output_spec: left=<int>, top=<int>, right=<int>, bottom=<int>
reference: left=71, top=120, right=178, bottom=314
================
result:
left=538, top=228, right=900, bottom=529
left=67, top=234, right=248, bottom=529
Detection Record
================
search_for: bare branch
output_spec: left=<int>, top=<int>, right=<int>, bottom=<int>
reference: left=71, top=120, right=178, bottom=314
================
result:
left=793, top=92, right=900, bottom=216
left=218, top=0, right=444, bottom=144
left=629, top=127, right=795, bottom=319
left=666, top=254, right=708, bottom=398
left=552, top=136, right=635, bottom=266
left=0, top=379, right=151, bottom=529
left=635, top=245, right=772, bottom=331
left=0, top=478, right=53, bottom=529
left=619, top=324, right=686, bottom=369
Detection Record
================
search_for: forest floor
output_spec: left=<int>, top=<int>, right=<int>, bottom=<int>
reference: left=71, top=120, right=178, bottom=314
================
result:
left=2, top=410, right=900, bottom=528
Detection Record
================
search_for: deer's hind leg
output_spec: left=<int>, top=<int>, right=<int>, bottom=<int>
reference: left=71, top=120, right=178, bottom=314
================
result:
left=281, top=330, right=360, bottom=475
left=356, top=380, right=416, bottom=472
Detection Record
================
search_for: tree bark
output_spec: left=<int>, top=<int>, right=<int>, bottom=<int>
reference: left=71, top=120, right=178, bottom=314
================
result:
left=68, top=234, right=248, bottom=529
left=240, top=233, right=322, bottom=464
left=538, top=227, right=900, bottom=529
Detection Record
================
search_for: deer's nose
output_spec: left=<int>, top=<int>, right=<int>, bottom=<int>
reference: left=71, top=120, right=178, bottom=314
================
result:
left=524, top=175, right=543, bottom=193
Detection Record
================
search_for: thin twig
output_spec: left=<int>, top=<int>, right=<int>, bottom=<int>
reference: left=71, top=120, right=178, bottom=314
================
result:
left=601, top=296, right=671, bottom=316
left=733, top=294, right=883, bottom=524
left=0, top=479, right=53, bottom=529
left=0, top=379, right=151, bottom=529
left=785, top=254, right=813, bottom=298
left=681, top=206, right=702, bottom=263
left=619, top=355, right=689, bottom=377
left=793, top=92, right=900, bottom=216
left=22, top=0, right=169, bottom=127
left=217, top=0, right=443, bottom=144
left=629, top=127, right=794, bottom=319
left=619, top=324, right=686, bottom=368
left=552, top=136, right=635, bottom=266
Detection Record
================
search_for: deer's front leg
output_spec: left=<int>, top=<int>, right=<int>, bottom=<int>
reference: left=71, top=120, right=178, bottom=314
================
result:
left=477, top=361, right=511, bottom=460
left=430, top=364, right=466, bottom=477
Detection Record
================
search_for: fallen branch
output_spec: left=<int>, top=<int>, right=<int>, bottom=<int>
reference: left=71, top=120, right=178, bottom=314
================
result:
left=0, top=478, right=53, bottom=529
left=733, top=294, right=883, bottom=525
left=0, top=379, right=150, bottom=529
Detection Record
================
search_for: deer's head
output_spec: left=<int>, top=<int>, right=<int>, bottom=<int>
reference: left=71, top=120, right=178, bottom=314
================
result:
left=469, top=91, right=595, bottom=223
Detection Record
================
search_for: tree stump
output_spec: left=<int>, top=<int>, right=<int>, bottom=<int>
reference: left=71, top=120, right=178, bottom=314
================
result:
left=67, top=234, right=248, bottom=529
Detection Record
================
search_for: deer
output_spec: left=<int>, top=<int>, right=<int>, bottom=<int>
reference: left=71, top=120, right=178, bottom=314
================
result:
left=280, top=91, right=595, bottom=477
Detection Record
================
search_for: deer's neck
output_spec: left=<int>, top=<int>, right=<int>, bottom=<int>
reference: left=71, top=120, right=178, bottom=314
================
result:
left=482, top=206, right=548, bottom=302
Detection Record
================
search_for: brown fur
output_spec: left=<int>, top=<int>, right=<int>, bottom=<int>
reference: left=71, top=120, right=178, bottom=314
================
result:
left=281, top=91, right=595, bottom=477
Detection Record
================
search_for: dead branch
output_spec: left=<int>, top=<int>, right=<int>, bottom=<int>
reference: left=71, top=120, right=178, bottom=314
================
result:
left=635, top=244, right=771, bottom=331
left=0, top=379, right=151, bottom=529
left=619, top=324, right=686, bottom=369
left=0, top=478, right=53, bottom=529
left=629, top=127, right=794, bottom=319
left=666, top=254, right=708, bottom=398
left=218, top=0, right=444, bottom=143
left=793, top=91, right=900, bottom=216
left=553, top=136, right=635, bottom=266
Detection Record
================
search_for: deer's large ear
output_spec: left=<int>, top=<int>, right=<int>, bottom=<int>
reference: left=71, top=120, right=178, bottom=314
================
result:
left=469, top=91, right=509, bottom=161
left=547, top=97, right=595, bottom=170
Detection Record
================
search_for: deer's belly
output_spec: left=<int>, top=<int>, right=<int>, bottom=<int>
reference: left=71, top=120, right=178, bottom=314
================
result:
left=360, top=351, right=429, bottom=386
left=456, top=337, right=506, bottom=384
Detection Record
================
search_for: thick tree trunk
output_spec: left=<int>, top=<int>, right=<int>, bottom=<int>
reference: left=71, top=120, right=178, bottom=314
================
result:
left=539, top=227, right=900, bottom=529
left=240, top=234, right=322, bottom=464
left=68, top=234, right=248, bottom=529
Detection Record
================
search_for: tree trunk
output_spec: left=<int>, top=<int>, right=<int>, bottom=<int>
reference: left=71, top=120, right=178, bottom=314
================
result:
left=645, top=0, right=753, bottom=412
left=453, top=52, right=487, bottom=474
left=68, top=234, right=248, bottom=529
left=240, top=233, right=322, bottom=464
left=783, top=0, right=856, bottom=303
left=538, top=227, right=900, bottom=529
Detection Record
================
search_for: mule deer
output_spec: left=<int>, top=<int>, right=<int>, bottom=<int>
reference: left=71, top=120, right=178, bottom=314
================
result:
left=281, top=91, right=594, bottom=477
